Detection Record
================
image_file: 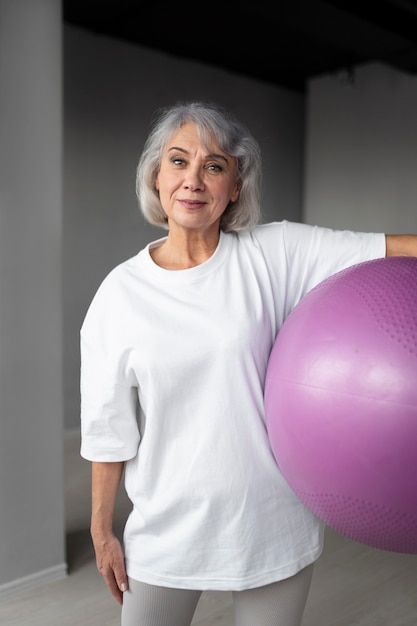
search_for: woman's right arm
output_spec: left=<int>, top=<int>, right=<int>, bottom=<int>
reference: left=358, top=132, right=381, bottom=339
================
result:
left=90, top=461, right=128, bottom=605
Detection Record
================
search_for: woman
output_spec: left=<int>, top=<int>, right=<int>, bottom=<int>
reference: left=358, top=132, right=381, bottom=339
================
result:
left=80, top=101, right=417, bottom=626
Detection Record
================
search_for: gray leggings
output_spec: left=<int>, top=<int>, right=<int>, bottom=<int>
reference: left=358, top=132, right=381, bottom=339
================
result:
left=121, top=564, right=314, bottom=626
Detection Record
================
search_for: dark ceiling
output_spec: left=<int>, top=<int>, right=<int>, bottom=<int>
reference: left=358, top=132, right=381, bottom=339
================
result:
left=63, top=0, right=417, bottom=93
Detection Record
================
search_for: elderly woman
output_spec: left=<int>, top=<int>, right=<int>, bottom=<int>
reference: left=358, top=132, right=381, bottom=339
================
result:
left=80, top=101, right=417, bottom=626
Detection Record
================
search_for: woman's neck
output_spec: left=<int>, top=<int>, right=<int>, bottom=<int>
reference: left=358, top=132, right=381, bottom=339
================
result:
left=150, top=229, right=220, bottom=270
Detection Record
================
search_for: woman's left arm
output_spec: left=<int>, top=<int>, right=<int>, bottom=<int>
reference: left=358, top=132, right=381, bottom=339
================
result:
left=386, top=234, right=417, bottom=257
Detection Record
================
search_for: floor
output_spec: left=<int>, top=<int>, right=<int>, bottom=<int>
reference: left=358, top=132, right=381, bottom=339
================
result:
left=1, top=431, right=417, bottom=625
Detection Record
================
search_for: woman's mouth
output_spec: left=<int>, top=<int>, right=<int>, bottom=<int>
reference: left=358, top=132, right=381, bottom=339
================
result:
left=178, top=199, right=206, bottom=209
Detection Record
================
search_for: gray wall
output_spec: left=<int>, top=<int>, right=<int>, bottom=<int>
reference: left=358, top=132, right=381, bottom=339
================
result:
left=304, top=63, right=417, bottom=233
left=0, top=0, right=66, bottom=592
left=63, top=24, right=306, bottom=432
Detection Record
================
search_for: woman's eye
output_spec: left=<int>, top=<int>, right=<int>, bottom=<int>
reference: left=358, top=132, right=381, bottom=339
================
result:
left=207, top=163, right=222, bottom=172
left=171, top=158, right=185, bottom=166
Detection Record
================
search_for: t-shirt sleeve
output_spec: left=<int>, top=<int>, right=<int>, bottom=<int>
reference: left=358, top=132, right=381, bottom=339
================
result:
left=252, top=220, right=386, bottom=317
left=283, top=220, right=386, bottom=300
left=80, top=274, right=140, bottom=462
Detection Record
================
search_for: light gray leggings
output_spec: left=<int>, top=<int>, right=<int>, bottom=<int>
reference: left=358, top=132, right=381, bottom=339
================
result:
left=121, top=564, right=314, bottom=626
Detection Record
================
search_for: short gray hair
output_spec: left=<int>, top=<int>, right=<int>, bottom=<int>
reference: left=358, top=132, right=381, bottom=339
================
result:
left=136, top=101, right=262, bottom=232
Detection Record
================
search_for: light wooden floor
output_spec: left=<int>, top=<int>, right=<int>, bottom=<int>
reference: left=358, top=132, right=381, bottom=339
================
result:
left=1, top=431, right=417, bottom=625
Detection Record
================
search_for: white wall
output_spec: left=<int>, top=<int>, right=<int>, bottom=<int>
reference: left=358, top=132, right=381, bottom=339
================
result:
left=304, top=63, right=417, bottom=234
left=63, top=25, right=306, bottom=431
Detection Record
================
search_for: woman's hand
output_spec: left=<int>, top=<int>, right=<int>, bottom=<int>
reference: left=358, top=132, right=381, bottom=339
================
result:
left=91, top=528, right=128, bottom=605
left=90, top=461, right=128, bottom=604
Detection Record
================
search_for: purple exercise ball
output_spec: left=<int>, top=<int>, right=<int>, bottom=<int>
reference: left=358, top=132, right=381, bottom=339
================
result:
left=265, top=256, right=417, bottom=553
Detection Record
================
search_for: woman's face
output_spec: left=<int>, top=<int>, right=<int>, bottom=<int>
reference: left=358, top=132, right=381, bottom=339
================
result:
left=155, top=122, right=239, bottom=235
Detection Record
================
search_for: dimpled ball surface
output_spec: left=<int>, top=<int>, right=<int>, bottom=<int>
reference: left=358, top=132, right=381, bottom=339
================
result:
left=264, top=256, right=417, bottom=553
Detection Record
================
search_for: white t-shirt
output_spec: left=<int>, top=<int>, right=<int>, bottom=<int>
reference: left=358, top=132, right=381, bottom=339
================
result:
left=80, top=220, right=386, bottom=590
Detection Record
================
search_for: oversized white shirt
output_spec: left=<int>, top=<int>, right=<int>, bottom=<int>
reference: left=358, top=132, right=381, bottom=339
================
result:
left=80, top=220, right=386, bottom=590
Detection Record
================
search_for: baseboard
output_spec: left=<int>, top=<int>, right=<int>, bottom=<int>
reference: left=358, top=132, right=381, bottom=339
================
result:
left=0, top=563, right=67, bottom=599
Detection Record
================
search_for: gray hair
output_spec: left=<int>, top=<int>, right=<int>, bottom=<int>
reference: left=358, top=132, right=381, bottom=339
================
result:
left=136, top=101, right=262, bottom=232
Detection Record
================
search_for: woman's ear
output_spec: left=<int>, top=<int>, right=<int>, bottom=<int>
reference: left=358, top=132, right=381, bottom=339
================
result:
left=231, top=182, right=240, bottom=203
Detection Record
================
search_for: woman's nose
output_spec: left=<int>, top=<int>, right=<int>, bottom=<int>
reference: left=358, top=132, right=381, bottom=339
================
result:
left=184, top=168, right=204, bottom=191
